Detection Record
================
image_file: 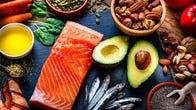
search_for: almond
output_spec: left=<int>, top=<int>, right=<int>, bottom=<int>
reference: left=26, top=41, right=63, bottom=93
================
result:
left=163, top=65, right=168, bottom=74
left=164, top=47, right=172, bottom=54
left=187, top=63, right=195, bottom=73
left=159, top=59, right=170, bottom=65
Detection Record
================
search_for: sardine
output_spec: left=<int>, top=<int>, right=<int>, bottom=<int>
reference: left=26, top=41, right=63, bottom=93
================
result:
left=88, top=77, right=100, bottom=103
left=107, top=97, right=142, bottom=109
left=87, top=74, right=110, bottom=110
left=92, top=82, right=126, bottom=110
left=83, top=85, right=89, bottom=110
left=116, top=103, right=135, bottom=110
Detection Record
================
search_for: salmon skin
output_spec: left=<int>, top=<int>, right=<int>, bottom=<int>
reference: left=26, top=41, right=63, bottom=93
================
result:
left=30, top=21, right=103, bottom=110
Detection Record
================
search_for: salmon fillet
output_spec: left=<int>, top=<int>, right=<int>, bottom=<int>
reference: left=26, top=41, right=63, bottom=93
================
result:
left=30, top=21, right=103, bottom=110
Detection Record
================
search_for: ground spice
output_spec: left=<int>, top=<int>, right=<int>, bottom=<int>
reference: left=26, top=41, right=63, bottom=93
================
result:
left=150, top=85, right=192, bottom=110
left=0, top=55, right=33, bottom=79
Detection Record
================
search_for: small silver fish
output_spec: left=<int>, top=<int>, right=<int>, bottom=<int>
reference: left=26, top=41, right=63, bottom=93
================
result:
left=92, top=82, right=126, bottom=110
left=88, top=77, right=100, bottom=103
left=87, top=74, right=110, bottom=110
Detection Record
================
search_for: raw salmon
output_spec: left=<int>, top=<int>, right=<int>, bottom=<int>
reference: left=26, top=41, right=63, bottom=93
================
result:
left=30, top=21, right=103, bottom=110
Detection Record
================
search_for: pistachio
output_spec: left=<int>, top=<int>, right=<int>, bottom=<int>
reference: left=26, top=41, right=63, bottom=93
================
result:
left=178, top=65, right=187, bottom=71
left=175, top=73, right=186, bottom=81
left=183, top=71, right=192, bottom=78
left=135, top=50, right=151, bottom=70
left=184, top=54, right=192, bottom=60
left=177, top=45, right=187, bottom=53
left=172, top=55, right=180, bottom=65
left=178, top=52, right=185, bottom=59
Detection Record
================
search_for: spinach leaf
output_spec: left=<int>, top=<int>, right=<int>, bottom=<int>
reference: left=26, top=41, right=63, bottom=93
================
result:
left=34, top=26, right=55, bottom=46
left=30, top=2, right=53, bottom=18
left=44, top=18, right=64, bottom=34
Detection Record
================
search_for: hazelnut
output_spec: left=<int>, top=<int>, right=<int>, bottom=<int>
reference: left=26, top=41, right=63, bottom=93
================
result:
left=122, top=18, right=132, bottom=28
left=135, top=50, right=151, bottom=70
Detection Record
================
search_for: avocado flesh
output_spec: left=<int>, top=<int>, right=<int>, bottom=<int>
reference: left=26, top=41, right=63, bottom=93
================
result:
left=127, top=40, right=159, bottom=88
left=92, top=35, right=129, bottom=67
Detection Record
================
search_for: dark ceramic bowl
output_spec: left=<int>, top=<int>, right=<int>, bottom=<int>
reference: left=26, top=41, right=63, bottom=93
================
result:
left=45, top=0, right=89, bottom=18
left=147, top=82, right=195, bottom=110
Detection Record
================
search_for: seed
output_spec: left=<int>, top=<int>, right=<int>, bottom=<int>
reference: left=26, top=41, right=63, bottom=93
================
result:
left=92, top=7, right=96, bottom=12
left=178, top=65, right=187, bottom=71
left=178, top=52, right=185, bottom=59
left=187, top=63, right=195, bottom=73
left=183, top=71, right=192, bottom=78
left=96, top=13, right=101, bottom=18
left=163, top=65, right=168, bottom=74
left=175, top=73, right=186, bottom=81
left=159, top=59, right=170, bottom=65
left=96, top=18, right=100, bottom=25
left=96, top=1, right=102, bottom=5
left=177, top=45, right=187, bottom=53
left=172, top=55, right=180, bottom=65
left=184, top=54, right=192, bottom=60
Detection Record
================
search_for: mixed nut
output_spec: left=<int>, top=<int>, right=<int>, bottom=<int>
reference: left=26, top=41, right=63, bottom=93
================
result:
left=159, top=35, right=196, bottom=82
left=114, top=0, right=162, bottom=30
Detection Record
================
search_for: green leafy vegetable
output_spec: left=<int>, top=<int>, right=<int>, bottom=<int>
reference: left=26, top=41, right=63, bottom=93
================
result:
left=34, top=25, right=55, bottom=46
left=30, top=2, right=55, bottom=18
left=44, top=18, right=64, bottom=34
left=28, top=18, right=64, bottom=46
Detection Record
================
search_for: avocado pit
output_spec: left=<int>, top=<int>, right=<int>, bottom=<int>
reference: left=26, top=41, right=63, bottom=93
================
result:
left=135, top=50, right=151, bottom=70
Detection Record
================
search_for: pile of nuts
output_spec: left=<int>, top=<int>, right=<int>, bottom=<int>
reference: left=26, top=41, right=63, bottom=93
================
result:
left=159, top=35, right=196, bottom=82
left=114, top=0, right=162, bottom=30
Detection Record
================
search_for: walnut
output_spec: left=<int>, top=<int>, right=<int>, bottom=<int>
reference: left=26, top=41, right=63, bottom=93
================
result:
left=135, top=50, right=151, bottom=70
left=181, top=36, right=196, bottom=53
left=142, top=18, right=155, bottom=29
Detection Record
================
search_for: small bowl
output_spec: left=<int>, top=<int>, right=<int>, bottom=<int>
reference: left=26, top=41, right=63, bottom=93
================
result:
left=147, top=82, right=195, bottom=110
left=0, top=23, right=34, bottom=59
left=45, top=0, right=89, bottom=18
left=111, top=0, right=166, bottom=37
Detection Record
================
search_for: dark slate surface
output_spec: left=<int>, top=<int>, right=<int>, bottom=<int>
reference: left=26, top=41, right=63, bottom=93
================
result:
left=3, top=10, right=173, bottom=110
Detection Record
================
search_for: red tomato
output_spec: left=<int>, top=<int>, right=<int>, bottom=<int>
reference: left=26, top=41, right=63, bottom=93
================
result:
left=180, top=4, right=196, bottom=36
left=164, top=0, right=195, bottom=10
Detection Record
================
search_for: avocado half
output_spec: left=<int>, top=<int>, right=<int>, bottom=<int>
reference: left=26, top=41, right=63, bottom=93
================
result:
left=92, top=35, right=129, bottom=68
left=127, top=40, right=159, bottom=88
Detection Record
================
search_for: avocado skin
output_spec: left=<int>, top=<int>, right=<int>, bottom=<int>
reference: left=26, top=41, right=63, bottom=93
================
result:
left=92, top=35, right=129, bottom=68
left=127, top=40, right=159, bottom=88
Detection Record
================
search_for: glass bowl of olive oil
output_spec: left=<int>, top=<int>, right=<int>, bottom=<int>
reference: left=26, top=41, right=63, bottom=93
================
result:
left=0, top=23, right=34, bottom=59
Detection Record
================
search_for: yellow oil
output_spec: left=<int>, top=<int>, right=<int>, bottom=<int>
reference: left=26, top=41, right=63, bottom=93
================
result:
left=0, top=27, right=32, bottom=56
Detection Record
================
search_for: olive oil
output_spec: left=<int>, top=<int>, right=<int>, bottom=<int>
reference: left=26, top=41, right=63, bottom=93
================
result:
left=0, top=27, right=32, bottom=56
